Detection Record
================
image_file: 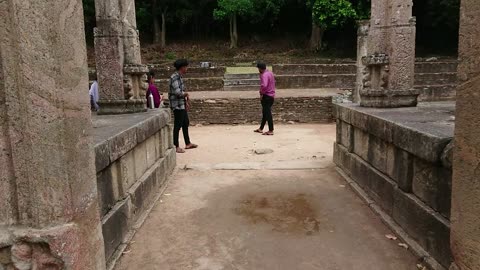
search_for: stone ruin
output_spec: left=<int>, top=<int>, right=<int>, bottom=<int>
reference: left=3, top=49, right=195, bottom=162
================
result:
left=94, top=0, right=149, bottom=114
left=0, top=0, right=479, bottom=269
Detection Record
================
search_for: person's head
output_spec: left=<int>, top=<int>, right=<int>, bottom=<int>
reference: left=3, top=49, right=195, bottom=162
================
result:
left=257, top=61, right=267, bottom=73
left=92, top=73, right=98, bottom=81
left=174, top=59, right=189, bottom=75
left=147, top=72, right=155, bottom=84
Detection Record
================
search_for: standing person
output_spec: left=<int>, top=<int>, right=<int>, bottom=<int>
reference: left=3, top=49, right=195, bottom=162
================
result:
left=169, top=59, right=198, bottom=153
left=146, top=72, right=162, bottom=108
left=89, top=75, right=100, bottom=111
left=254, top=61, right=276, bottom=136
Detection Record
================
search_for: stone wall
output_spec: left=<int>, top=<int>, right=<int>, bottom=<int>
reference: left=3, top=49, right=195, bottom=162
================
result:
left=189, top=96, right=333, bottom=125
left=273, top=62, right=458, bottom=102
left=333, top=103, right=454, bottom=269
left=150, top=66, right=226, bottom=79
left=92, top=110, right=176, bottom=266
left=154, top=77, right=224, bottom=92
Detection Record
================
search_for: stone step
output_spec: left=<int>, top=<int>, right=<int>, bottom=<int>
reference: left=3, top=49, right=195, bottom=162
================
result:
left=224, top=78, right=260, bottom=86
left=415, top=84, right=457, bottom=102
left=273, top=64, right=357, bottom=75
left=224, top=73, right=259, bottom=80
left=276, top=74, right=356, bottom=89
left=415, top=72, right=458, bottom=85
left=414, top=62, right=458, bottom=74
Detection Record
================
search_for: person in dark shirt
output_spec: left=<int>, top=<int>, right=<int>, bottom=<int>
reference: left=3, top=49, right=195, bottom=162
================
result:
left=169, top=59, right=198, bottom=153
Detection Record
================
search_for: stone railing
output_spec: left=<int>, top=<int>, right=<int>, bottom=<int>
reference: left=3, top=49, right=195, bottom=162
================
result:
left=92, top=110, right=176, bottom=266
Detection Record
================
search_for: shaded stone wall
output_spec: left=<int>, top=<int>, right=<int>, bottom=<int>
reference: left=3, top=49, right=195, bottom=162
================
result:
left=92, top=110, right=176, bottom=266
left=188, top=96, right=333, bottom=125
left=334, top=103, right=454, bottom=269
left=450, top=0, right=480, bottom=269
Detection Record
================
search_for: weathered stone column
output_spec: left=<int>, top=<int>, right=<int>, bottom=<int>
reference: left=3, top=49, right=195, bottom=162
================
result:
left=359, top=0, right=419, bottom=107
left=0, top=1, right=106, bottom=269
left=94, top=0, right=148, bottom=115
left=450, top=1, right=480, bottom=269
left=354, top=20, right=370, bottom=103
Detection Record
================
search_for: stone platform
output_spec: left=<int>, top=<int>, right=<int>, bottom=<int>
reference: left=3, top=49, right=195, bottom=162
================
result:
left=92, top=110, right=176, bottom=267
left=183, top=89, right=340, bottom=125
left=333, top=102, right=455, bottom=269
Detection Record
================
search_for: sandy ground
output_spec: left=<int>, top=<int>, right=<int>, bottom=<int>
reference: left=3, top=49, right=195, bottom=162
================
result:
left=115, top=124, right=418, bottom=270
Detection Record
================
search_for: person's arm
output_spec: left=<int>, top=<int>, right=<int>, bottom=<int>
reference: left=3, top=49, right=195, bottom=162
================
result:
left=260, top=73, right=267, bottom=95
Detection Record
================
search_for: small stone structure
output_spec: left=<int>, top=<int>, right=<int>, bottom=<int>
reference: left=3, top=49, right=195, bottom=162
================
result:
left=94, top=0, right=149, bottom=114
left=359, top=0, right=419, bottom=107
left=450, top=0, right=480, bottom=269
left=92, top=110, right=176, bottom=266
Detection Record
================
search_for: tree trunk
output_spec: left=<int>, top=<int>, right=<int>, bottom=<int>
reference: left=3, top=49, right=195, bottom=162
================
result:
left=230, top=14, right=238, bottom=49
left=153, top=0, right=161, bottom=44
left=310, top=23, right=324, bottom=51
left=161, top=12, right=166, bottom=48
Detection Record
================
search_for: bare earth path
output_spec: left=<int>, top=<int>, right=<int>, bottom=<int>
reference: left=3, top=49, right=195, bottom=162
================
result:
left=115, top=124, right=418, bottom=270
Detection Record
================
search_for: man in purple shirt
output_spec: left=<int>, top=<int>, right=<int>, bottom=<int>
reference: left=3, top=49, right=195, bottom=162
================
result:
left=254, top=62, right=276, bottom=135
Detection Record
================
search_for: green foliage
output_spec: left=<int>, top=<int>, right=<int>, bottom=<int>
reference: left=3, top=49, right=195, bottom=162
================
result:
left=250, top=0, right=286, bottom=24
left=165, top=51, right=177, bottom=60
left=311, top=0, right=356, bottom=29
left=213, top=0, right=255, bottom=20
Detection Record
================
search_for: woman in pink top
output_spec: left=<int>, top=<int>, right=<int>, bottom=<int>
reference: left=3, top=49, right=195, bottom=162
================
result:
left=254, top=62, right=276, bottom=135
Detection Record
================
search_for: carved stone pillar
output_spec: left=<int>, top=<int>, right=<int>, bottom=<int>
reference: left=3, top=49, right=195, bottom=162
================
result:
left=360, top=0, right=419, bottom=108
left=94, top=0, right=148, bottom=115
left=450, top=0, right=480, bottom=269
left=0, top=0, right=106, bottom=269
left=354, top=20, right=370, bottom=103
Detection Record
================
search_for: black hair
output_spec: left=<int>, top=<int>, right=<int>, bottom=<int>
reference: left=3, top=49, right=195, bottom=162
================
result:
left=174, top=59, right=189, bottom=70
left=256, top=61, right=267, bottom=70
left=147, top=71, right=155, bottom=83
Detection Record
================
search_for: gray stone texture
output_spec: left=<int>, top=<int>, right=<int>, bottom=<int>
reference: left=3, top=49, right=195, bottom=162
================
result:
left=334, top=102, right=455, bottom=268
left=92, top=110, right=176, bottom=263
left=450, top=0, right=480, bottom=269
left=355, top=20, right=370, bottom=103
left=360, top=0, right=418, bottom=107
left=0, top=0, right=105, bottom=269
left=94, top=0, right=147, bottom=114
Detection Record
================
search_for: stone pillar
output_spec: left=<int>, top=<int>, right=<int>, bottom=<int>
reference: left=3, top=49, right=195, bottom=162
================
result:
left=0, top=1, right=106, bottom=269
left=354, top=20, right=370, bottom=103
left=94, top=0, right=148, bottom=115
left=360, top=0, right=419, bottom=108
left=450, top=1, right=480, bottom=269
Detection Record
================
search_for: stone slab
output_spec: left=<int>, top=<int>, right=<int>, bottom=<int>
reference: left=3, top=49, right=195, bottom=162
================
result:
left=93, top=110, right=171, bottom=172
left=334, top=103, right=455, bottom=163
left=393, top=189, right=452, bottom=268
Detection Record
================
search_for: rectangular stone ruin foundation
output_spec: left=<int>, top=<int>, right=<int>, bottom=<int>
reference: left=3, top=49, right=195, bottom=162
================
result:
left=92, top=109, right=176, bottom=267
left=333, top=102, right=454, bottom=269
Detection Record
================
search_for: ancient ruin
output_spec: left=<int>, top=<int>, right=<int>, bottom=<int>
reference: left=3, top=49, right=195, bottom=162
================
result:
left=94, top=0, right=149, bottom=114
left=1, top=0, right=480, bottom=269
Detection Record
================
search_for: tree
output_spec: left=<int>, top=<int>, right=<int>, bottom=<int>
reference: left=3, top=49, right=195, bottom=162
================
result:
left=214, top=0, right=255, bottom=48
left=308, top=0, right=356, bottom=51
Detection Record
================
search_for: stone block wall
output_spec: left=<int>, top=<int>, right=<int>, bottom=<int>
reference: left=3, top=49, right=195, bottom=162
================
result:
left=93, top=110, right=176, bottom=265
left=189, top=96, right=333, bottom=125
left=333, top=103, right=454, bottom=269
left=155, top=77, right=224, bottom=92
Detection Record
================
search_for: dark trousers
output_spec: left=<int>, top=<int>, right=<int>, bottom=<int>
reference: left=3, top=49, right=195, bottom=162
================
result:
left=173, top=109, right=191, bottom=147
left=260, top=95, right=274, bottom=131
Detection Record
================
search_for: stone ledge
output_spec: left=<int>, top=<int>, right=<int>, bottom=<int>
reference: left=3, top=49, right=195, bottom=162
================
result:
left=93, top=110, right=171, bottom=172
left=334, top=143, right=452, bottom=268
left=334, top=102, right=454, bottom=163
left=101, top=148, right=176, bottom=262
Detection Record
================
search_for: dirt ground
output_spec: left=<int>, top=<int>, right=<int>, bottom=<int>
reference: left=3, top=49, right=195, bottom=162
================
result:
left=114, top=124, right=419, bottom=270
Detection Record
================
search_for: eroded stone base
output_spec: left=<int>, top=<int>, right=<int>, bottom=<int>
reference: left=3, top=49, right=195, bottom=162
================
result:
left=333, top=102, right=455, bottom=269
left=360, top=90, right=420, bottom=108
left=97, top=99, right=147, bottom=115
